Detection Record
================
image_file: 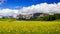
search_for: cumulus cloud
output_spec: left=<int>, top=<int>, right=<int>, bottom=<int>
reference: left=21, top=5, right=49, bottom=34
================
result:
left=0, top=2, right=60, bottom=17
left=0, top=9, right=18, bottom=16
left=19, top=2, right=60, bottom=15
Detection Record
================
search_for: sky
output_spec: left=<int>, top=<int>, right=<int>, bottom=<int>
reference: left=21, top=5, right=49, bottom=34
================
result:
left=0, top=0, right=60, bottom=9
left=0, top=0, right=60, bottom=17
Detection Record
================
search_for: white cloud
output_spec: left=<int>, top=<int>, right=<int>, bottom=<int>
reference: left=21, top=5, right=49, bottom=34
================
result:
left=0, top=2, right=60, bottom=16
left=19, top=2, right=60, bottom=15
left=0, top=9, right=18, bottom=16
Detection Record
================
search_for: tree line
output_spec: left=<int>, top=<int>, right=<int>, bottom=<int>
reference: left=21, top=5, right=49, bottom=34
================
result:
left=0, top=13, right=60, bottom=21
left=23, top=13, right=60, bottom=21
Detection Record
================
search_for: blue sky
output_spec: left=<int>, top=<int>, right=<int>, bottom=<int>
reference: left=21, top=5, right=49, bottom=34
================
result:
left=0, top=0, right=60, bottom=9
left=0, top=0, right=60, bottom=16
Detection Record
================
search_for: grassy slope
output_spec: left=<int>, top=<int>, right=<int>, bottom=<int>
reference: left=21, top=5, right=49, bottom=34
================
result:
left=54, top=19, right=60, bottom=22
left=0, top=21, right=60, bottom=34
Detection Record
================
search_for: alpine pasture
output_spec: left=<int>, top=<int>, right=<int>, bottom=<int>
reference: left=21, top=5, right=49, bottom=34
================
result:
left=0, top=20, right=60, bottom=34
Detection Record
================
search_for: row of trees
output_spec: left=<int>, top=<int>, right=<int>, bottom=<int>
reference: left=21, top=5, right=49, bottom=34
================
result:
left=23, top=14, right=60, bottom=21
left=0, top=13, right=60, bottom=21
left=36, top=14, right=60, bottom=21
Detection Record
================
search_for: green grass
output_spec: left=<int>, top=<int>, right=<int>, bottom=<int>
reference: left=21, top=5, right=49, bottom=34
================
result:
left=54, top=19, right=60, bottom=22
left=0, top=20, right=59, bottom=34
left=0, top=18, right=60, bottom=34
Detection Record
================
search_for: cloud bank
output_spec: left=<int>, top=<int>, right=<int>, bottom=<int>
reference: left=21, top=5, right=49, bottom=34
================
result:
left=19, top=2, right=60, bottom=15
left=0, top=2, right=60, bottom=17
left=0, top=9, right=18, bottom=16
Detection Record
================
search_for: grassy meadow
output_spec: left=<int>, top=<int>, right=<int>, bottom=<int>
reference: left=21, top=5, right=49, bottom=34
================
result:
left=0, top=19, right=60, bottom=34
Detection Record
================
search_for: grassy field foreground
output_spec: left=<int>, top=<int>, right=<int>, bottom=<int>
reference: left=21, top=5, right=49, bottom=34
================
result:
left=0, top=21, right=60, bottom=34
